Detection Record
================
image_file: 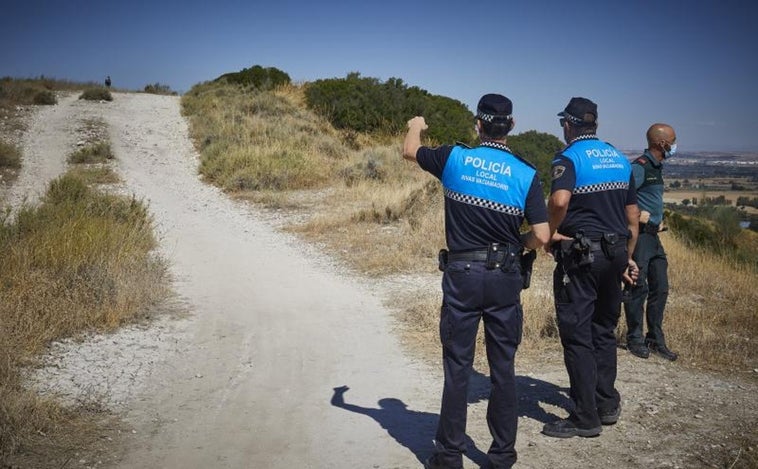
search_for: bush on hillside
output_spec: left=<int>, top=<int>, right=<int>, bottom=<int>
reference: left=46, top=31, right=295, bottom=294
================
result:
left=215, top=65, right=291, bottom=90
left=79, top=88, right=113, bottom=101
left=33, top=90, right=57, bottom=105
left=143, top=82, right=177, bottom=95
left=304, top=73, right=474, bottom=143
left=508, top=130, right=564, bottom=195
left=0, top=139, right=22, bottom=168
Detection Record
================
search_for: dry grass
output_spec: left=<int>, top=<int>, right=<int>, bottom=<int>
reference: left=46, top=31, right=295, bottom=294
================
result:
left=67, top=165, right=121, bottom=185
left=182, top=83, right=757, bottom=377
left=0, top=138, right=22, bottom=168
left=656, top=233, right=757, bottom=371
left=0, top=172, right=169, bottom=461
left=67, top=141, right=114, bottom=164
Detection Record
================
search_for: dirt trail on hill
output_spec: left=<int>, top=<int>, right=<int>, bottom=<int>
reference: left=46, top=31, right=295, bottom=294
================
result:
left=11, top=93, right=757, bottom=469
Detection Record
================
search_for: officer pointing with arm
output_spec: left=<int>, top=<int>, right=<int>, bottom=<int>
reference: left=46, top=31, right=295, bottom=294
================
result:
left=403, top=94, right=549, bottom=469
left=543, top=97, right=639, bottom=439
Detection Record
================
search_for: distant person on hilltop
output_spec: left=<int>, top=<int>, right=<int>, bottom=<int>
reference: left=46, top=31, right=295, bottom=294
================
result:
left=105, top=76, right=111, bottom=88
left=623, top=123, right=679, bottom=361
left=403, top=93, right=549, bottom=469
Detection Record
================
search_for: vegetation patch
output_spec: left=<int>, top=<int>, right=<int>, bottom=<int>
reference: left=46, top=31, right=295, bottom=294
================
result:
left=143, top=82, right=177, bottom=95
left=68, top=165, right=121, bottom=185
left=68, top=141, right=114, bottom=164
left=79, top=88, right=113, bottom=102
left=0, top=138, right=21, bottom=168
left=0, top=172, right=169, bottom=462
left=215, top=65, right=291, bottom=90
left=305, top=73, right=473, bottom=144
left=182, top=81, right=343, bottom=191
left=32, top=90, right=57, bottom=105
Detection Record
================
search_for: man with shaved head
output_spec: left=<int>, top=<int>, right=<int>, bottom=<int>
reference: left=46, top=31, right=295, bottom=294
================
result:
left=623, top=123, right=678, bottom=361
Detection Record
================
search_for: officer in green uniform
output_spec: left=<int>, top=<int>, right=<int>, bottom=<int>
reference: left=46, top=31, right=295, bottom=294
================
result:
left=623, top=123, right=678, bottom=361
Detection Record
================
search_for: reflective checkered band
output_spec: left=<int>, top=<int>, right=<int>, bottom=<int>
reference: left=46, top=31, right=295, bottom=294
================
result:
left=573, top=181, right=629, bottom=194
left=477, top=112, right=512, bottom=123
left=568, top=134, right=598, bottom=144
left=444, top=188, right=524, bottom=216
left=481, top=141, right=513, bottom=153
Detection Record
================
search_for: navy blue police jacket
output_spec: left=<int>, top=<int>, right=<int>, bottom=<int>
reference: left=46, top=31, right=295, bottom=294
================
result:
left=550, top=137, right=637, bottom=239
left=416, top=141, right=548, bottom=252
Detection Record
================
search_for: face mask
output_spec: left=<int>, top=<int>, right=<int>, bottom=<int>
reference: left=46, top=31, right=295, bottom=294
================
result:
left=664, top=143, right=677, bottom=158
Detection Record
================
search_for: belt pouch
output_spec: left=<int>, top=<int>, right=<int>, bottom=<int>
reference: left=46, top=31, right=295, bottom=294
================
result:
left=601, top=233, right=618, bottom=259
left=485, top=243, right=501, bottom=270
left=438, top=249, right=448, bottom=272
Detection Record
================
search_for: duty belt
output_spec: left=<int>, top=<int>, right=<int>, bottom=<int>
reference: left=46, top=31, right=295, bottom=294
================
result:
left=447, top=244, right=519, bottom=269
left=559, top=239, right=602, bottom=252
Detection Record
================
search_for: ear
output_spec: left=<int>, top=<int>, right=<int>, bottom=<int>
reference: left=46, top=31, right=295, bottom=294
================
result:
left=509, top=119, right=516, bottom=131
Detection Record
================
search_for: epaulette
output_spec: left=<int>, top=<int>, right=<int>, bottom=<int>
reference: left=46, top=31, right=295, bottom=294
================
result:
left=455, top=141, right=472, bottom=149
left=634, top=156, right=647, bottom=165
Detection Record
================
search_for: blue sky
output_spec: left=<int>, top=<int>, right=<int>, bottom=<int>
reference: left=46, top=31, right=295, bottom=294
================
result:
left=2, top=0, right=757, bottom=152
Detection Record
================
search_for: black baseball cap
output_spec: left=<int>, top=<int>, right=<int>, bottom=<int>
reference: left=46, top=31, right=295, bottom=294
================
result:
left=558, top=97, right=597, bottom=124
left=477, top=94, right=512, bottom=123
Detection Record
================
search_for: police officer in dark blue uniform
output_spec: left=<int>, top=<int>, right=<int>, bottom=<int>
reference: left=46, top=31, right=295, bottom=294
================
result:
left=542, top=97, right=640, bottom=439
left=403, top=94, right=550, bottom=469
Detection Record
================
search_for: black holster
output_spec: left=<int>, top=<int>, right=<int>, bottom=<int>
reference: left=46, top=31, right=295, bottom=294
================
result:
left=438, top=249, right=448, bottom=272
left=520, top=249, right=537, bottom=289
left=569, top=230, right=595, bottom=267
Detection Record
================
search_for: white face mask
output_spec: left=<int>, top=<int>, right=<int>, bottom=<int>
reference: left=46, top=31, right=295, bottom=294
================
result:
left=664, top=143, right=677, bottom=158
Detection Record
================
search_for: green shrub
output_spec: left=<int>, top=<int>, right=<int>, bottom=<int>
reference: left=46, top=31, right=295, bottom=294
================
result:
left=304, top=73, right=473, bottom=143
left=32, top=90, right=57, bottom=105
left=508, top=130, right=565, bottom=196
left=79, top=88, right=113, bottom=101
left=143, top=82, right=177, bottom=95
left=0, top=139, right=22, bottom=168
left=67, top=142, right=114, bottom=164
left=215, top=65, right=291, bottom=90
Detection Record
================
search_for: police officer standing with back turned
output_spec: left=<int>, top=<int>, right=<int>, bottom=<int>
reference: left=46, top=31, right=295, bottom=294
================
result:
left=623, top=123, right=679, bottom=361
left=403, top=94, right=550, bottom=469
left=542, top=97, right=640, bottom=439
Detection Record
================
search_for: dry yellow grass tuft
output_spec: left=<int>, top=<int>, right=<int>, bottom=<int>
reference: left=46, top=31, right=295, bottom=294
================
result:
left=0, top=172, right=169, bottom=460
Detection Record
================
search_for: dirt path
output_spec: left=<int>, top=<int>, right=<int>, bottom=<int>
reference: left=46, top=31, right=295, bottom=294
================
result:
left=14, top=93, right=757, bottom=469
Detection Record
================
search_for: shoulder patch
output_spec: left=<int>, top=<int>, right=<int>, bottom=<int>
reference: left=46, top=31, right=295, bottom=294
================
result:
left=634, top=156, right=647, bottom=165
left=552, top=165, right=566, bottom=180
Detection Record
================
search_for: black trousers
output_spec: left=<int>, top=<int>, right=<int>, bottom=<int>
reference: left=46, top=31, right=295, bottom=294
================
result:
left=624, top=232, right=669, bottom=346
left=553, top=247, right=627, bottom=429
left=435, top=260, right=523, bottom=469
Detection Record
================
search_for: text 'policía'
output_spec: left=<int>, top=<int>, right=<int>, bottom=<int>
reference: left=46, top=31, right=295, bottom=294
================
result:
left=464, top=156, right=511, bottom=176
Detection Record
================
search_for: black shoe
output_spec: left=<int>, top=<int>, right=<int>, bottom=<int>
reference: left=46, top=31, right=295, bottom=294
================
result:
left=627, top=342, right=650, bottom=359
left=424, top=454, right=461, bottom=469
left=648, top=341, right=678, bottom=361
left=542, top=419, right=601, bottom=438
left=598, top=402, right=621, bottom=425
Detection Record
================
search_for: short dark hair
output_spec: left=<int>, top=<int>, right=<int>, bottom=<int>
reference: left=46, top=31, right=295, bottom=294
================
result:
left=480, top=118, right=513, bottom=139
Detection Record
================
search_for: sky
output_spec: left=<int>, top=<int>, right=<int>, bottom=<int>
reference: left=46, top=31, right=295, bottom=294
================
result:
left=2, top=0, right=758, bottom=153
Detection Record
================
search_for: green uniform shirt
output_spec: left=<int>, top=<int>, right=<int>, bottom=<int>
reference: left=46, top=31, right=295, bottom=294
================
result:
left=632, top=150, right=665, bottom=225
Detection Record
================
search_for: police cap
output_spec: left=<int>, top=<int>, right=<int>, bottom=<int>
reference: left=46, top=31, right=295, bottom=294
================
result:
left=558, top=97, right=597, bottom=124
left=477, top=94, right=513, bottom=123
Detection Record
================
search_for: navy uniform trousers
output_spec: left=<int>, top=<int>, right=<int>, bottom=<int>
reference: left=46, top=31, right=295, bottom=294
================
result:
left=624, top=231, right=669, bottom=346
left=553, top=246, right=627, bottom=429
left=435, top=259, right=522, bottom=469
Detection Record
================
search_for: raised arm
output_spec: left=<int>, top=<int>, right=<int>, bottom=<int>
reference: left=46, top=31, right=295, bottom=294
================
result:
left=402, top=116, right=428, bottom=162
